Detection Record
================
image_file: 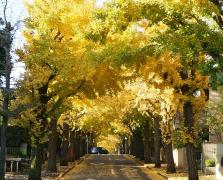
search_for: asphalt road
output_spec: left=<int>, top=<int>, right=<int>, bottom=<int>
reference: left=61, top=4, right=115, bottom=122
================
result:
left=62, top=154, right=163, bottom=180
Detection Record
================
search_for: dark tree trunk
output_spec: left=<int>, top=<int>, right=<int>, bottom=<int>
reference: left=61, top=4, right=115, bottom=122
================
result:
left=28, top=102, right=48, bottom=178
left=79, top=135, right=83, bottom=157
left=133, top=130, right=138, bottom=157
left=88, top=132, right=93, bottom=149
left=0, top=114, right=8, bottom=180
left=0, top=115, right=8, bottom=180
left=122, top=139, right=125, bottom=154
left=75, top=131, right=80, bottom=160
left=132, top=133, right=137, bottom=156
left=130, top=136, right=134, bottom=155
left=143, top=120, right=151, bottom=163
left=135, top=128, right=144, bottom=160
left=154, top=116, right=161, bottom=168
left=47, top=118, right=58, bottom=172
left=80, top=135, right=86, bottom=156
left=164, top=142, right=176, bottom=173
left=28, top=144, right=43, bottom=180
left=162, top=120, right=176, bottom=173
left=27, top=66, right=56, bottom=180
left=60, top=123, right=69, bottom=166
left=148, top=122, right=153, bottom=161
left=69, top=130, right=75, bottom=162
left=184, top=101, right=199, bottom=180
left=0, top=25, right=12, bottom=180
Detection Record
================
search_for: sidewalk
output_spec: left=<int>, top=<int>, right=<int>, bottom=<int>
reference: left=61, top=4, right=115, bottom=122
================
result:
left=5, top=155, right=88, bottom=180
left=128, top=155, right=215, bottom=180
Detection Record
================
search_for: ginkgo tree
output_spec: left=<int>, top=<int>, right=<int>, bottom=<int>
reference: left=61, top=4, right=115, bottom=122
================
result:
left=83, top=0, right=222, bottom=179
left=16, top=0, right=101, bottom=179
left=10, top=0, right=223, bottom=180
left=74, top=93, right=132, bottom=142
left=141, top=53, right=207, bottom=173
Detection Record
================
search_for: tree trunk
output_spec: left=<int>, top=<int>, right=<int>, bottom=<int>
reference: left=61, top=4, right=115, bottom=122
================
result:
left=133, top=128, right=144, bottom=160
left=164, top=142, right=176, bottom=173
left=75, top=131, right=80, bottom=160
left=132, top=133, right=137, bottom=156
left=80, top=134, right=86, bottom=156
left=130, top=136, right=133, bottom=155
left=47, top=118, right=58, bottom=172
left=184, top=101, right=199, bottom=180
left=79, top=135, right=83, bottom=157
left=128, top=137, right=131, bottom=154
left=69, top=130, right=75, bottom=162
left=28, top=144, right=43, bottom=180
left=137, top=128, right=144, bottom=160
left=143, top=120, right=151, bottom=163
left=0, top=116, right=7, bottom=180
left=122, top=139, right=125, bottom=154
left=0, top=25, right=11, bottom=180
left=0, top=78, right=10, bottom=179
left=60, top=123, right=69, bottom=166
left=162, top=120, right=176, bottom=173
left=125, top=137, right=129, bottom=154
left=154, top=116, right=161, bottom=168
left=28, top=69, right=56, bottom=180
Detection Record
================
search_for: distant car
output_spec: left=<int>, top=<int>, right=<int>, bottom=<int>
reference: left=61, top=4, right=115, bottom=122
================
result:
left=91, top=147, right=99, bottom=154
left=90, top=147, right=109, bottom=154
left=98, top=147, right=109, bottom=154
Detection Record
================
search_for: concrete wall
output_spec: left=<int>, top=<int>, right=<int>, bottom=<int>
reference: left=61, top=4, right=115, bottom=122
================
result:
left=203, top=143, right=223, bottom=164
left=173, top=148, right=187, bottom=167
left=202, top=143, right=223, bottom=176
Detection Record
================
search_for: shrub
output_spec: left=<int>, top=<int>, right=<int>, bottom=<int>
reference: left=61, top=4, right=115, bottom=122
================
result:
left=205, top=159, right=215, bottom=167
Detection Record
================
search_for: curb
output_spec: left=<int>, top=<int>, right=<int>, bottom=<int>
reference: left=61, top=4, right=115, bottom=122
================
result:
left=56, top=154, right=89, bottom=180
left=157, top=172, right=169, bottom=179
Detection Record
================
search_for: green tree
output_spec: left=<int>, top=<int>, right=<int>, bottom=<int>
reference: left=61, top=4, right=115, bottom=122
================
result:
left=0, top=1, right=21, bottom=178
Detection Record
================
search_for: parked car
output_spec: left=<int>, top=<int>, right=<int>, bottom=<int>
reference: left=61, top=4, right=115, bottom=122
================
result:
left=90, top=147, right=109, bottom=154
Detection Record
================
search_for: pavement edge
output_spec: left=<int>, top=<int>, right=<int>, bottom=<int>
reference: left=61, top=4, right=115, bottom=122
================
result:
left=56, top=154, right=89, bottom=180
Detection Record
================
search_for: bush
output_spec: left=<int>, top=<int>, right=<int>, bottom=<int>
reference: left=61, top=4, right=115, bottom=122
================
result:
left=205, top=159, right=215, bottom=167
left=172, top=130, right=185, bottom=149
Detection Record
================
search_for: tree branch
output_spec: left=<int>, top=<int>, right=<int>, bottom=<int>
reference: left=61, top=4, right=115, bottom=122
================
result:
left=210, top=0, right=221, bottom=7
left=47, top=79, right=86, bottom=115
left=3, top=0, right=8, bottom=24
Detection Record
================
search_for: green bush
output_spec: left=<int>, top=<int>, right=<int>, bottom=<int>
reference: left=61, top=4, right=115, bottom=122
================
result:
left=205, top=159, right=215, bottom=167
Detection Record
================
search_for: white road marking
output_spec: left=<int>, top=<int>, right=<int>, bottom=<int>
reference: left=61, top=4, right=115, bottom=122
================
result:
left=90, top=163, right=104, bottom=165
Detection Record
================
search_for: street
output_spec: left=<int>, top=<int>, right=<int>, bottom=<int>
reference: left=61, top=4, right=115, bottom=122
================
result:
left=62, top=154, right=164, bottom=180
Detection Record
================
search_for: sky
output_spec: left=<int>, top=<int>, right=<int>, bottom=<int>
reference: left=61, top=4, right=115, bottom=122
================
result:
left=1, top=0, right=106, bottom=83
left=1, top=0, right=27, bottom=83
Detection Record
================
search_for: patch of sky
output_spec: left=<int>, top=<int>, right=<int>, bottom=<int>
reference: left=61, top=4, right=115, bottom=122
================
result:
left=0, top=0, right=27, bottom=84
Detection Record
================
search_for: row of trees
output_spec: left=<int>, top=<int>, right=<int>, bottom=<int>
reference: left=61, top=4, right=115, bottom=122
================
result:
left=1, top=0, right=223, bottom=180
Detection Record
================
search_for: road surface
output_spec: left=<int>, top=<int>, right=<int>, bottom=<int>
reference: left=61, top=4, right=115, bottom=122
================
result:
left=62, top=154, right=164, bottom=180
